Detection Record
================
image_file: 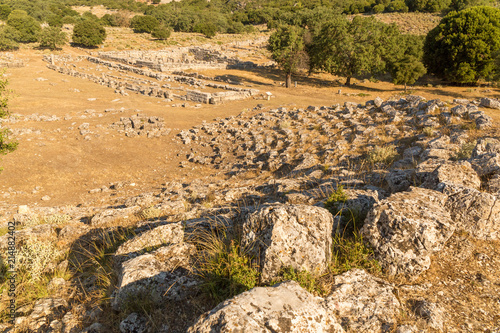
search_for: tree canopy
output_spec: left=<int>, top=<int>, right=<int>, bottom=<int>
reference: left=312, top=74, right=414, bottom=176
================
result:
left=424, top=6, right=500, bottom=84
left=268, top=25, right=307, bottom=88
left=6, top=9, right=41, bottom=43
left=72, top=20, right=106, bottom=47
left=309, top=16, right=400, bottom=86
left=38, top=26, right=67, bottom=50
left=130, top=15, right=160, bottom=33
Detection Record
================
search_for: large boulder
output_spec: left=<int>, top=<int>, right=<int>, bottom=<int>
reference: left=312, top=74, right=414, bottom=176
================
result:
left=469, top=153, right=500, bottom=177
left=479, top=97, right=500, bottom=109
left=114, top=222, right=184, bottom=264
left=436, top=182, right=500, bottom=240
left=187, top=281, right=344, bottom=333
left=325, top=269, right=400, bottom=333
left=361, top=187, right=455, bottom=278
left=112, top=243, right=198, bottom=311
left=241, top=204, right=333, bottom=283
left=421, top=160, right=481, bottom=190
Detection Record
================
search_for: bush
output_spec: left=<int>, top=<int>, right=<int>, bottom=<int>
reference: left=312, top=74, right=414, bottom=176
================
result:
left=0, top=4, right=11, bottom=21
left=100, top=13, right=117, bottom=27
left=198, top=239, right=259, bottom=303
left=151, top=25, right=171, bottom=40
left=424, top=6, right=500, bottom=84
left=38, top=26, right=67, bottom=50
left=194, top=22, right=218, bottom=38
left=324, top=185, right=349, bottom=215
left=367, top=145, right=398, bottom=165
left=331, top=232, right=381, bottom=275
left=0, top=26, right=20, bottom=51
left=72, top=20, right=106, bottom=47
left=6, top=9, right=41, bottom=43
left=17, top=238, right=63, bottom=282
left=130, top=15, right=159, bottom=33
left=373, top=4, right=385, bottom=13
left=453, top=140, right=477, bottom=160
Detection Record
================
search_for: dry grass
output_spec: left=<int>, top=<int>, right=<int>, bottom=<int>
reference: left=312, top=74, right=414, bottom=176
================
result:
left=348, top=12, right=442, bottom=35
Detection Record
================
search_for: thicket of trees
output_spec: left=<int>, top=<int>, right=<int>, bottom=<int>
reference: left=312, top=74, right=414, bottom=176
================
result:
left=0, top=0, right=498, bottom=86
left=269, top=14, right=428, bottom=89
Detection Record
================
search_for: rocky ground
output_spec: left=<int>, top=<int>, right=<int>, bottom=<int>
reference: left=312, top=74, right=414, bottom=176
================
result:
left=1, top=93, right=500, bottom=332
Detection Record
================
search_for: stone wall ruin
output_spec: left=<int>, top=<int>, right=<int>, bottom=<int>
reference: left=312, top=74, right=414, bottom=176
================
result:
left=43, top=47, right=260, bottom=104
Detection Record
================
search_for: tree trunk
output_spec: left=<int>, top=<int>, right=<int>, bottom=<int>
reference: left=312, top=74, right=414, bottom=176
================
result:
left=286, top=72, right=292, bottom=88
left=404, top=82, right=407, bottom=93
left=345, top=76, right=351, bottom=86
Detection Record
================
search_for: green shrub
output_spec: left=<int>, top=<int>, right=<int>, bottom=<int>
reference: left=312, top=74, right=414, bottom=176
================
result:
left=72, top=20, right=106, bottom=47
left=0, top=26, right=20, bottom=51
left=194, top=22, right=218, bottom=38
left=151, top=25, right=171, bottom=40
left=331, top=232, right=381, bottom=275
left=275, top=266, right=326, bottom=295
left=130, top=15, right=159, bottom=33
left=324, top=185, right=348, bottom=215
left=38, top=26, right=67, bottom=50
left=197, top=237, right=259, bottom=304
left=6, top=9, right=41, bottom=43
left=0, top=4, right=11, bottom=21
left=424, top=6, right=500, bottom=84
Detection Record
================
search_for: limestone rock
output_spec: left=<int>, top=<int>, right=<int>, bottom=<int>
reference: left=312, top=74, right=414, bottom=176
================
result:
left=115, top=222, right=184, bottom=263
left=27, top=298, right=68, bottom=331
left=385, top=169, right=414, bottom=193
left=242, top=204, right=333, bottom=283
left=325, top=269, right=400, bottom=333
left=112, top=243, right=198, bottom=311
left=422, top=160, right=481, bottom=190
left=470, top=153, right=500, bottom=177
left=81, top=323, right=106, bottom=333
left=436, top=182, right=500, bottom=240
left=487, top=174, right=500, bottom=195
left=120, top=313, right=147, bottom=333
left=187, top=281, right=344, bottom=333
left=360, top=187, right=455, bottom=278
left=480, top=97, right=500, bottom=109
left=412, top=300, right=446, bottom=330
left=90, top=206, right=141, bottom=226
left=57, top=223, right=89, bottom=246
left=472, top=138, right=500, bottom=157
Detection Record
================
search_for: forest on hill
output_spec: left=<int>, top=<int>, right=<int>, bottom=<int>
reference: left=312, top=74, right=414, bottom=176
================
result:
left=0, top=0, right=500, bottom=87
